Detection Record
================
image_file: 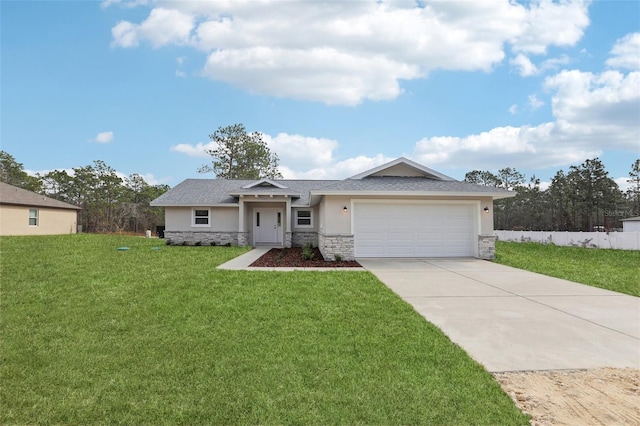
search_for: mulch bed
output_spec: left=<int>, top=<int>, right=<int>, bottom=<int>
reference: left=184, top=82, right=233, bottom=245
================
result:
left=250, top=247, right=361, bottom=268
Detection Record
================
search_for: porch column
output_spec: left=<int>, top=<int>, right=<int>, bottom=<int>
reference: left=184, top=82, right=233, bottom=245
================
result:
left=285, top=197, right=291, bottom=233
left=238, top=197, right=245, bottom=232
left=285, top=197, right=292, bottom=248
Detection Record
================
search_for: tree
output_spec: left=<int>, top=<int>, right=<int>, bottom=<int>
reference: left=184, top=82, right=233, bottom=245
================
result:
left=495, top=167, right=525, bottom=230
left=547, top=170, right=572, bottom=230
left=198, top=123, right=282, bottom=179
left=0, top=150, right=42, bottom=192
left=627, top=159, right=640, bottom=215
left=566, top=158, right=622, bottom=231
left=464, top=170, right=501, bottom=187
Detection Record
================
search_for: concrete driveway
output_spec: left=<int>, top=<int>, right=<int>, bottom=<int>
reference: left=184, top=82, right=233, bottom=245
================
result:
left=358, top=258, right=640, bottom=372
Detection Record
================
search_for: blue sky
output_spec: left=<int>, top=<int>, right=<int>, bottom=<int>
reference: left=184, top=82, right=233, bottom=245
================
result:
left=2, top=0, right=639, bottom=189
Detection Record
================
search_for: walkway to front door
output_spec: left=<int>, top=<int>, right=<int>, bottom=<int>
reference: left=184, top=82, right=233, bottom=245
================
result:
left=253, top=208, right=283, bottom=245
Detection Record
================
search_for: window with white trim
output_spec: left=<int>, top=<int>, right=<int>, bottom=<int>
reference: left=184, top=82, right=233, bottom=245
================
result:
left=193, top=208, right=210, bottom=226
left=29, top=209, right=39, bottom=226
left=295, top=209, right=313, bottom=228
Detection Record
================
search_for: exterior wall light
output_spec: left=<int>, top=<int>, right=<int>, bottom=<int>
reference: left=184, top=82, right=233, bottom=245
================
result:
left=483, top=206, right=490, bottom=213
left=343, top=206, right=348, bottom=213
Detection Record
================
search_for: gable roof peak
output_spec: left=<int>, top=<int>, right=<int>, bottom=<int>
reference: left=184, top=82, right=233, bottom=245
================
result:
left=349, top=157, right=456, bottom=181
left=241, top=178, right=288, bottom=189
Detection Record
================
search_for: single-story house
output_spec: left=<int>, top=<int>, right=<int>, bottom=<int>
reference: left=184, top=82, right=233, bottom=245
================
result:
left=0, top=182, right=81, bottom=236
left=151, top=157, right=515, bottom=260
left=621, top=216, right=640, bottom=232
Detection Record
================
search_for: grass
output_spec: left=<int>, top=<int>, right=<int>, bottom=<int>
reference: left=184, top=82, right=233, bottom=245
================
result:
left=495, top=241, right=640, bottom=297
left=1, top=234, right=529, bottom=425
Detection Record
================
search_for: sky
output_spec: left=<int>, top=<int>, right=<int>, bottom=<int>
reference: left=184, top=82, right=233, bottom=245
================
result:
left=2, top=0, right=639, bottom=191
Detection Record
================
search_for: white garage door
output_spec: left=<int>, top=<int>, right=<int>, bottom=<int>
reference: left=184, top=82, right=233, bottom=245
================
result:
left=354, top=203, right=476, bottom=257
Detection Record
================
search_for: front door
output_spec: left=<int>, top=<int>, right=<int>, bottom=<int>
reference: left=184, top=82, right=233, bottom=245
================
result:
left=254, top=208, right=283, bottom=245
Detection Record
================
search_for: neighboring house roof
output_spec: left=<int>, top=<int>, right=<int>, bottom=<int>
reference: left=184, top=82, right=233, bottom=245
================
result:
left=151, top=158, right=515, bottom=207
left=0, top=182, right=81, bottom=210
left=621, top=216, right=640, bottom=222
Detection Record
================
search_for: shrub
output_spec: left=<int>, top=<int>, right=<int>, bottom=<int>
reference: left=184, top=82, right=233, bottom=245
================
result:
left=302, top=244, right=314, bottom=261
left=334, top=254, right=342, bottom=262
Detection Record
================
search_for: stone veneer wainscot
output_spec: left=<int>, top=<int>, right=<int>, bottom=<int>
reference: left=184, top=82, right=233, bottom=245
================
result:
left=478, top=235, right=496, bottom=260
left=318, top=233, right=355, bottom=261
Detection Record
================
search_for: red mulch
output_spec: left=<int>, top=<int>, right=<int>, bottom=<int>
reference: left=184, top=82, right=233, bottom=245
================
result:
left=250, top=247, right=361, bottom=268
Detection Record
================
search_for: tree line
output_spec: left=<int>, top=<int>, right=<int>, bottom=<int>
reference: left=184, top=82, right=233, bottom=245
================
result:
left=0, top=151, right=169, bottom=234
left=3, top=129, right=638, bottom=235
left=465, top=158, right=640, bottom=231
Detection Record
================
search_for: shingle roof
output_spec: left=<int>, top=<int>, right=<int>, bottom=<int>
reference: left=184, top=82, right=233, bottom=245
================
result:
left=0, top=182, right=81, bottom=210
left=150, top=179, right=338, bottom=206
left=312, top=176, right=514, bottom=197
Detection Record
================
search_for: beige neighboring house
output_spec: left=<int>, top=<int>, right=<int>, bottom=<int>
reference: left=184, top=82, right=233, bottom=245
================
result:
left=0, top=182, right=81, bottom=236
left=151, top=157, right=515, bottom=260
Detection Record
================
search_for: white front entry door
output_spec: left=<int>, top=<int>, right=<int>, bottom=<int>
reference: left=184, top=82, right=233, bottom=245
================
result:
left=253, top=208, right=283, bottom=245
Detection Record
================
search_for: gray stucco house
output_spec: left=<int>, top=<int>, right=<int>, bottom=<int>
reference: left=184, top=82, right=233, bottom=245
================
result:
left=151, top=157, right=514, bottom=260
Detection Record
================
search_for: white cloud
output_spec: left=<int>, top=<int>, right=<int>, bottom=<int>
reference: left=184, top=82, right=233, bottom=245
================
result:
left=606, top=32, right=640, bottom=70
left=170, top=132, right=339, bottom=169
left=614, top=177, right=633, bottom=193
left=544, top=70, right=640, bottom=149
left=138, top=173, right=171, bottom=186
left=170, top=131, right=390, bottom=179
left=528, top=94, right=544, bottom=110
left=412, top=62, right=639, bottom=171
left=91, top=131, right=114, bottom=144
left=263, top=133, right=339, bottom=171
left=508, top=104, right=518, bottom=115
left=412, top=123, right=591, bottom=170
left=280, top=154, right=393, bottom=180
left=510, top=53, right=538, bottom=76
left=111, top=8, right=194, bottom=49
left=509, top=0, right=590, bottom=55
left=510, top=53, right=571, bottom=77
left=101, top=0, right=148, bottom=9
left=171, top=58, right=638, bottom=177
left=110, top=0, right=591, bottom=105
left=170, top=142, right=216, bottom=158
left=175, top=56, right=187, bottom=77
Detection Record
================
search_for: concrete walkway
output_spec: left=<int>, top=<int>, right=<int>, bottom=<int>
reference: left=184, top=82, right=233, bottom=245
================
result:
left=358, top=258, right=640, bottom=372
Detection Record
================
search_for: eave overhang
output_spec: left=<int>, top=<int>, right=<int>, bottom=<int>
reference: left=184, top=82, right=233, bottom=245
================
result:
left=309, top=190, right=516, bottom=200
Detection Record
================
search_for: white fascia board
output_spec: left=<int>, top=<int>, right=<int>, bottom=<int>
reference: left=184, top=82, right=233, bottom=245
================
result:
left=150, top=203, right=239, bottom=207
left=310, top=190, right=516, bottom=199
left=348, top=157, right=456, bottom=181
left=241, top=179, right=288, bottom=189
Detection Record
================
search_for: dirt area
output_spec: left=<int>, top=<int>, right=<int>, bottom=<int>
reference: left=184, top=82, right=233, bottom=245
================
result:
left=493, top=368, right=640, bottom=425
left=250, top=247, right=361, bottom=268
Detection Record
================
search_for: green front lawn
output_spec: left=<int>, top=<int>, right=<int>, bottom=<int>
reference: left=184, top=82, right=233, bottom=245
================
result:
left=1, top=234, right=528, bottom=425
left=495, top=241, right=640, bottom=297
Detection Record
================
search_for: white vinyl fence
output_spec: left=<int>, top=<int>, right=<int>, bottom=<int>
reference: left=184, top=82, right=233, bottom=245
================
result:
left=495, top=230, right=640, bottom=251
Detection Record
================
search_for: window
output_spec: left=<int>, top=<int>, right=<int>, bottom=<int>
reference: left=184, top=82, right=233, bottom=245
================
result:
left=295, top=209, right=313, bottom=228
left=193, top=209, right=210, bottom=226
left=29, top=209, right=39, bottom=226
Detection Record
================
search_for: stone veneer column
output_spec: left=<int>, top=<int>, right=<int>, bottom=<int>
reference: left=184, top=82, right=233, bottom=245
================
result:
left=284, top=232, right=292, bottom=248
left=237, top=232, right=249, bottom=247
left=318, top=233, right=355, bottom=261
left=478, top=235, right=496, bottom=260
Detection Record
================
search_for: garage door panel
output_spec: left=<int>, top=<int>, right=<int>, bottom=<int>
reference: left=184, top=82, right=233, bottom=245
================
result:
left=355, top=203, right=475, bottom=258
